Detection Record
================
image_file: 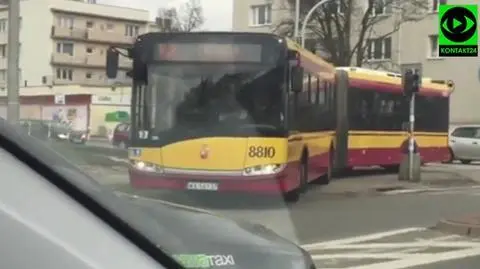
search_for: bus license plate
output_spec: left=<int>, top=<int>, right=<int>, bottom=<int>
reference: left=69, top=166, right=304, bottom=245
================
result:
left=186, top=182, right=219, bottom=191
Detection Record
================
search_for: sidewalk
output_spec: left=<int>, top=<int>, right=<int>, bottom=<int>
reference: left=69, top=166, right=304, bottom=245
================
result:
left=318, top=166, right=477, bottom=197
left=435, top=214, right=480, bottom=237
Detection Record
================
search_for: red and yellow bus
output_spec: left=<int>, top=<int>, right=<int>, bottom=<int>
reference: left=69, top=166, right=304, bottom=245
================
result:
left=105, top=32, right=337, bottom=202
left=334, top=67, right=454, bottom=171
left=104, top=32, right=453, bottom=203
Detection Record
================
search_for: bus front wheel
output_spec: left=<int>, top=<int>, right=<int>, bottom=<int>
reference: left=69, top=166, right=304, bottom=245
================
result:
left=284, top=157, right=308, bottom=203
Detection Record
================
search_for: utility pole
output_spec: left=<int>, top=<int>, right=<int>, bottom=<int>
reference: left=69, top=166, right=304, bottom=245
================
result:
left=7, top=0, right=20, bottom=124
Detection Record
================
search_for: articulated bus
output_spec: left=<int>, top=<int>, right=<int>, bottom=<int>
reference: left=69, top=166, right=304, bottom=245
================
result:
left=333, top=67, right=454, bottom=172
left=105, top=32, right=337, bottom=202
left=105, top=32, right=453, bottom=203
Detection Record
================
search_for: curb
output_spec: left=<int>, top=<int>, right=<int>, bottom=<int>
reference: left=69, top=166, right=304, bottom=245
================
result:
left=435, top=215, right=480, bottom=237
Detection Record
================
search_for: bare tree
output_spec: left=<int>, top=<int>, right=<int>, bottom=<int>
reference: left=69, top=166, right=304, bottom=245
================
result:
left=274, top=0, right=429, bottom=67
left=156, top=0, right=205, bottom=32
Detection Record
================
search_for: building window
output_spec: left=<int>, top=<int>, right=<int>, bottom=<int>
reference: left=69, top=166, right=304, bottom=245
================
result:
left=56, top=16, right=74, bottom=28
left=366, top=36, right=392, bottom=60
left=432, top=0, right=447, bottom=12
left=0, top=70, right=5, bottom=81
left=86, top=72, right=92, bottom=79
left=106, top=23, right=114, bottom=31
left=125, top=24, right=139, bottom=37
left=0, top=19, right=6, bottom=32
left=56, top=42, right=74, bottom=56
left=86, top=21, right=94, bottom=28
left=86, top=47, right=93, bottom=53
left=372, top=0, right=392, bottom=16
left=428, top=34, right=439, bottom=57
left=0, top=45, right=5, bottom=58
left=56, top=68, right=73, bottom=80
left=250, top=4, right=272, bottom=26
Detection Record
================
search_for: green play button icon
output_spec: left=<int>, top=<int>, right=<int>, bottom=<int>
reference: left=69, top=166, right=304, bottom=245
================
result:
left=453, top=18, right=462, bottom=29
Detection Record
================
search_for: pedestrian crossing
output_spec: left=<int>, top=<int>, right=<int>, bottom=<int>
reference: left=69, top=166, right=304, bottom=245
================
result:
left=304, top=227, right=480, bottom=269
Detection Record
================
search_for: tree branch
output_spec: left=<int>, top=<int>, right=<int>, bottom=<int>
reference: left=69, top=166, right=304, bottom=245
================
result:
left=156, top=0, right=204, bottom=32
left=274, top=0, right=429, bottom=66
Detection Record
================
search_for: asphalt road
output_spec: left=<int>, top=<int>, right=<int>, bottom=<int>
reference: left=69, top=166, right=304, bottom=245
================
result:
left=49, top=142, right=480, bottom=268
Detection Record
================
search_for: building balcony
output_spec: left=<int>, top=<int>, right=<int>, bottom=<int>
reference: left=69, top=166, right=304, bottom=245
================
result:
left=51, top=53, right=87, bottom=66
left=52, top=53, right=131, bottom=69
left=51, top=26, right=87, bottom=41
left=51, top=26, right=136, bottom=45
left=86, top=30, right=136, bottom=45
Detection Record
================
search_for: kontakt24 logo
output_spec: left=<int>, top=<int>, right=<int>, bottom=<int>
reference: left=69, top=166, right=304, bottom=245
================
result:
left=439, top=4, right=478, bottom=57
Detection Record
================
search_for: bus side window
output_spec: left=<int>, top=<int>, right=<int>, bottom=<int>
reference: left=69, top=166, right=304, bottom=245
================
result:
left=318, top=79, right=325, bottom=106
left=324, top=81, right=330, bottom=109
left=348, top=87, right=375, bottom=130
left=307, top=74, right=312, bottom=103
left=315, top=77, right=320, bottom=104
left=374, top=92, right=405, bottom=131
left=415, top=95, right=449, bottom=132
left=309, top=76, right=317, bottom=104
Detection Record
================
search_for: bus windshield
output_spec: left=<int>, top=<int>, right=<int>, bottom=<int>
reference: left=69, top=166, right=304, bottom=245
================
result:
left=138, top=63, right=286, bottom=145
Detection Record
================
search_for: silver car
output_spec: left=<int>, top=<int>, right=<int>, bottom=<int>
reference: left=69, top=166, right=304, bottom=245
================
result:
left=448, top=125, right=480, bottom=164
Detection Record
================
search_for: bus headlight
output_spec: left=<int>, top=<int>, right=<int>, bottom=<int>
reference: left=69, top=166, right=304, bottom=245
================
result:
left=131, top=160, right=163, bottom=173
left=243, top=164, right=285, bottom=176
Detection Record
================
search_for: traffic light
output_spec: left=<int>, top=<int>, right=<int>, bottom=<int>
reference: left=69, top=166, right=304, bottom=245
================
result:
left=411, top=73, right=420, bottom=93
left=403, top=69, right=420, bottom=96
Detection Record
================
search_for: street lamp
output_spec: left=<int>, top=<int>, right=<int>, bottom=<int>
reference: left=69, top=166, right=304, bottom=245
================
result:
left=293, top=0, right=300, bottom=40
left=300, top=0, right=334, bottom=47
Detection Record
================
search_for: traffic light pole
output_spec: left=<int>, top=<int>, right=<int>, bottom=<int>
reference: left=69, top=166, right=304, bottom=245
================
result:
left=408, top=93, right=416, bottom=181
left=399, top=65, right=421, bottom=182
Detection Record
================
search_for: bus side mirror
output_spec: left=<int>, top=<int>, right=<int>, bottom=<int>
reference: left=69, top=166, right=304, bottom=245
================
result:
left=291, top=66, right=304, bottom=93
left=106, top=47, right=119, bottom=79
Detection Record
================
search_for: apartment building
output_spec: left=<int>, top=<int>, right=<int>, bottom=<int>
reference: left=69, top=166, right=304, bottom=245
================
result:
left=232, top=0, right=480, bottom=123
left=0, top=0, right=151, bottom=88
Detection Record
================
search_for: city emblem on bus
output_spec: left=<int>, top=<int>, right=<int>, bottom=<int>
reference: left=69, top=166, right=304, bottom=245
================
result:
left=200, top=145, right=210, bottom=159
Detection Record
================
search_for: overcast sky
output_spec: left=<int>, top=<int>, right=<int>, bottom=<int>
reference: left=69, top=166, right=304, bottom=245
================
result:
left=99, top=0, right=233, bottom=31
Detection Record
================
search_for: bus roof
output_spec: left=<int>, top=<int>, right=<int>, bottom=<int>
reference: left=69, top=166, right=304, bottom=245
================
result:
left=286, top=39, right=335, bottom=81
left=336, top=67, right=454, bottom=97
left=139, top=31, right=282, bottom=39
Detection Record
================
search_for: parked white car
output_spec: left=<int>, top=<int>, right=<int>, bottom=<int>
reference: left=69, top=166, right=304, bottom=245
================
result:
left=448, top=125, right=480, bottom=164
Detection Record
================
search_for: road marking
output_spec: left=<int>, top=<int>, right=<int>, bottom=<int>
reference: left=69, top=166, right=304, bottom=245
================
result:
left=114, top=191, right=213, bottom=214
left=343, top=247, right=480, bottom=269
left=383, top=185, right=480, bottom=195
left=301, top=227, right=425, bottom=249
left=305, top=227, right=480, bottom=269
left=312, top=253, right=409, bottom=259
left=318, top=241, right=480, bottom=249
left=383, top=189, right=429, bottom=195
left=415, top=235, right=461, bottom=241
left=106, top=156, right=129, bottom=163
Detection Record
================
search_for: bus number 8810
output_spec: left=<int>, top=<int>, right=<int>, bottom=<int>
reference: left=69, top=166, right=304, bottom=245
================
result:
left=248, top=146, right=276, bottom=158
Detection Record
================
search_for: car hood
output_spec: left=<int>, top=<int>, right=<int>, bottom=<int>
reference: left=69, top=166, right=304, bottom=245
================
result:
left=128, top=198, right=311, bottom=269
